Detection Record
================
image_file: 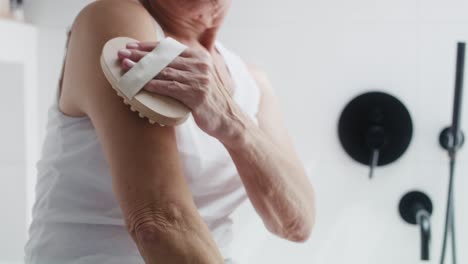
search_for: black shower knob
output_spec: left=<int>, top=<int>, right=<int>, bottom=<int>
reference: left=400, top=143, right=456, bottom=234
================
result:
left=338, top=91, right=413, bottom=167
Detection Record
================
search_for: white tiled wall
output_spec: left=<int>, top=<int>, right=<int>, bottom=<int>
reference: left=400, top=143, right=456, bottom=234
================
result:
left=25, top=0, right=468, bottom=263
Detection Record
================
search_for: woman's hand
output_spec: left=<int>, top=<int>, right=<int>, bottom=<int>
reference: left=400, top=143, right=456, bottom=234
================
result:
left=117, top=42, right=247, bottom=145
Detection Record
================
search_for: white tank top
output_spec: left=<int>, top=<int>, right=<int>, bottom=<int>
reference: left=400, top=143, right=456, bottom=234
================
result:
left=24, top=27, right=261, bottom=263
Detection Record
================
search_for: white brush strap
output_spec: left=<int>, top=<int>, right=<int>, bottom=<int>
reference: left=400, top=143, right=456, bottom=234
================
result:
left=117, top=37, right=187, bottom=99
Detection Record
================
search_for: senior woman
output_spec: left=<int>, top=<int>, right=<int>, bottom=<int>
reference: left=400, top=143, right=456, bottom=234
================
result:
left=25, top=0, right=315, bottom=263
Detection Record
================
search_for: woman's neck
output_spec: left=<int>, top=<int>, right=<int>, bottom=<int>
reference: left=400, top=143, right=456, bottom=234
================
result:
left=142, top=0, right=228, bottom=51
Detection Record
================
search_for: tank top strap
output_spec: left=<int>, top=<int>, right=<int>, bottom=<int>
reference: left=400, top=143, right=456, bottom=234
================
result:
left=56, top=27, right=73, bottom=105
left=149, top=17, right=166, bottom=39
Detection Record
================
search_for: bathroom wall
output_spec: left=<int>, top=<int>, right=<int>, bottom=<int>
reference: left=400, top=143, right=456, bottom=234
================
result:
left=25, top=0, right=468, bottom=263
left=0, top=19, right=37, bottom=263
left=221, top=1, right=468, bottom=263
left=0, top=61, right=27, bottom=263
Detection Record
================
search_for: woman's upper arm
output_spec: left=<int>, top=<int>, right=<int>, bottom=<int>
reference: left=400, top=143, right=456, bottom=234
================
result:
left=63, top=1, right=197, bottom=235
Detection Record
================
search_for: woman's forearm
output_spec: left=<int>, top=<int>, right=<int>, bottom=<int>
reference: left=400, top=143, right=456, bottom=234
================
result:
left=223, top=116, right=316, bottom=242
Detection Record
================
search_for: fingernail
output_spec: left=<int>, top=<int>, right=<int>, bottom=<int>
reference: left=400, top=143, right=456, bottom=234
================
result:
left=123, top=59, right=136, bottom=68
left=126, top=43, right=139, bottom=49
left=118, top=49, right=132, bottom=57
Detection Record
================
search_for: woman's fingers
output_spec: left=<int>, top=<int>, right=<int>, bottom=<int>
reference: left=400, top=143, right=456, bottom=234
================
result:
left=179, top=48, right=197, bottom=58
left=118, top=47, right=195, bottom=71
left=155, top=67, right=198, bottom=84
left=121, top=58, right=136, bottom=71
left=119, top=47, right=160, bottom=71
left=143, top=79, right=191, bottom=105
left=118, top=49, right=147, bottom=63
left=120, top=50, right=199, bottom=72
left=166, top=57, right=192, bottom=71
left=126, top=41, right=158, bottom=51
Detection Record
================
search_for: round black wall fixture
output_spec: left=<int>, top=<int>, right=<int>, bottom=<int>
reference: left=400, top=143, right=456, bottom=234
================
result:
left=399, top=191, right=433, bottom=261
left=399, top=191, right=433, bottom=224
left=338, top=91, right=413, bottom=168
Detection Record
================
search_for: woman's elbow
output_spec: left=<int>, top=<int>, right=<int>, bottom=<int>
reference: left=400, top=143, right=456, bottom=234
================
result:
left=283, top=212, right=315, bottom=243
left=287, top=217, right=314, bottom=243
left=125, top=202, right=186, bottom=244
left=268, top=208, right=316, bottom=243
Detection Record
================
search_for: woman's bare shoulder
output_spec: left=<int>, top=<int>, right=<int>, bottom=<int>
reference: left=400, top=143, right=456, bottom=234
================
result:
left=73, top=0, right=158, bottom=42
left=60, top=0, right=160, bottom=115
